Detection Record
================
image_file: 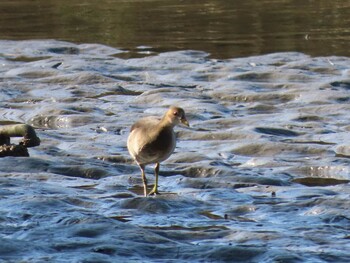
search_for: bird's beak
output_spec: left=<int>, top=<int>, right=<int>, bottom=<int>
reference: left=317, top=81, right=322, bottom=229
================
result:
left=181, top=117, right=190, bottom=127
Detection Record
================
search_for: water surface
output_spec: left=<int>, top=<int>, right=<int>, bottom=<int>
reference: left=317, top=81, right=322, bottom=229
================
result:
left=1, top=1, right=350, bottom=262
left=0, top=0, right=350, bottom=58
left=1, top=40, right=350, bottom=262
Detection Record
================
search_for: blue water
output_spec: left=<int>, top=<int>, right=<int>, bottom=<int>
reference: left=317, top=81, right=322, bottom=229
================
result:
left=0, top=40, right=350, bottom=262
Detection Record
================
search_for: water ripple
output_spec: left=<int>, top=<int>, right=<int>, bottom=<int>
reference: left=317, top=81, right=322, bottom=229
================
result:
left=1, top=40, right=350, bottom=262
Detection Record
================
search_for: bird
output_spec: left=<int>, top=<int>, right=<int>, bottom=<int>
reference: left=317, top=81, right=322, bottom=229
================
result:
left=127, top=106, right=189, bottom=196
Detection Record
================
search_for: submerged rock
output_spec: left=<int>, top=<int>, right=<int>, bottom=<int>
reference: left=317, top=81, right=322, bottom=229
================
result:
left=0, top=124, right=40, bottom=157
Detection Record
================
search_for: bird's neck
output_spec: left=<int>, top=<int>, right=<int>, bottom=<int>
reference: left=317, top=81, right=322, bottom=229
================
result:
left=159, top=116, right=175, bottom=129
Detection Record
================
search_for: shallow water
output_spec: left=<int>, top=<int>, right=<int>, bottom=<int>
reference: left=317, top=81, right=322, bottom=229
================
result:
left=1, top=40, right=350, bottom=262
left=1, top=0, right=350, bottom=59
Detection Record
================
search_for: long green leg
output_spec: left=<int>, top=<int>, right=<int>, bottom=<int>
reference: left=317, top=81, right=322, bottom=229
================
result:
left=139, top=164, right=148, bottom=197
left=148, top=163, right=160, bottom=196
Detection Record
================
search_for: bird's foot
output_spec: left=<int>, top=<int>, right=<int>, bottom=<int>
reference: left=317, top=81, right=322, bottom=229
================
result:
left=148, top=186, right=160, bottom=196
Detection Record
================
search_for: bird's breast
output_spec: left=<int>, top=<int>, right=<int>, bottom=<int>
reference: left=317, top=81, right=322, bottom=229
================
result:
left=131, top=128, right=176, bottom=165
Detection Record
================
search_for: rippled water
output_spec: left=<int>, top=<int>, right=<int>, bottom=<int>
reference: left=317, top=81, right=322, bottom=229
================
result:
left=1, top=40, right=350, bottom=262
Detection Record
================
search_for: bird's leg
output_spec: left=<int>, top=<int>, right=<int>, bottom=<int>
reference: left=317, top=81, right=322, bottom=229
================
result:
left=148, top=162, right=160, bottom=196
left=139, top=164, right=148, bottom=197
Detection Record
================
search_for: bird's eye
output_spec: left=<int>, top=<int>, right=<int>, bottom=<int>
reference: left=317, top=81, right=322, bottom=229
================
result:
left=173, top=111, right=178, bottom=116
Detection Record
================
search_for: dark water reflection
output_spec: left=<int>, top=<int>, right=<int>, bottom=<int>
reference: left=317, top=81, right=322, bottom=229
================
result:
left=1, top=0, right=350, bottom=58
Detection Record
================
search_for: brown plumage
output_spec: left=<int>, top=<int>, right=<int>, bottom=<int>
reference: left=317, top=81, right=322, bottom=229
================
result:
left=127, top=106, right=189, bottom=196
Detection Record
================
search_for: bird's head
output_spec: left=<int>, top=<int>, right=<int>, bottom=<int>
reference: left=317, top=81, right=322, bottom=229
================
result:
left=167, top=106, right=189, bottom=127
